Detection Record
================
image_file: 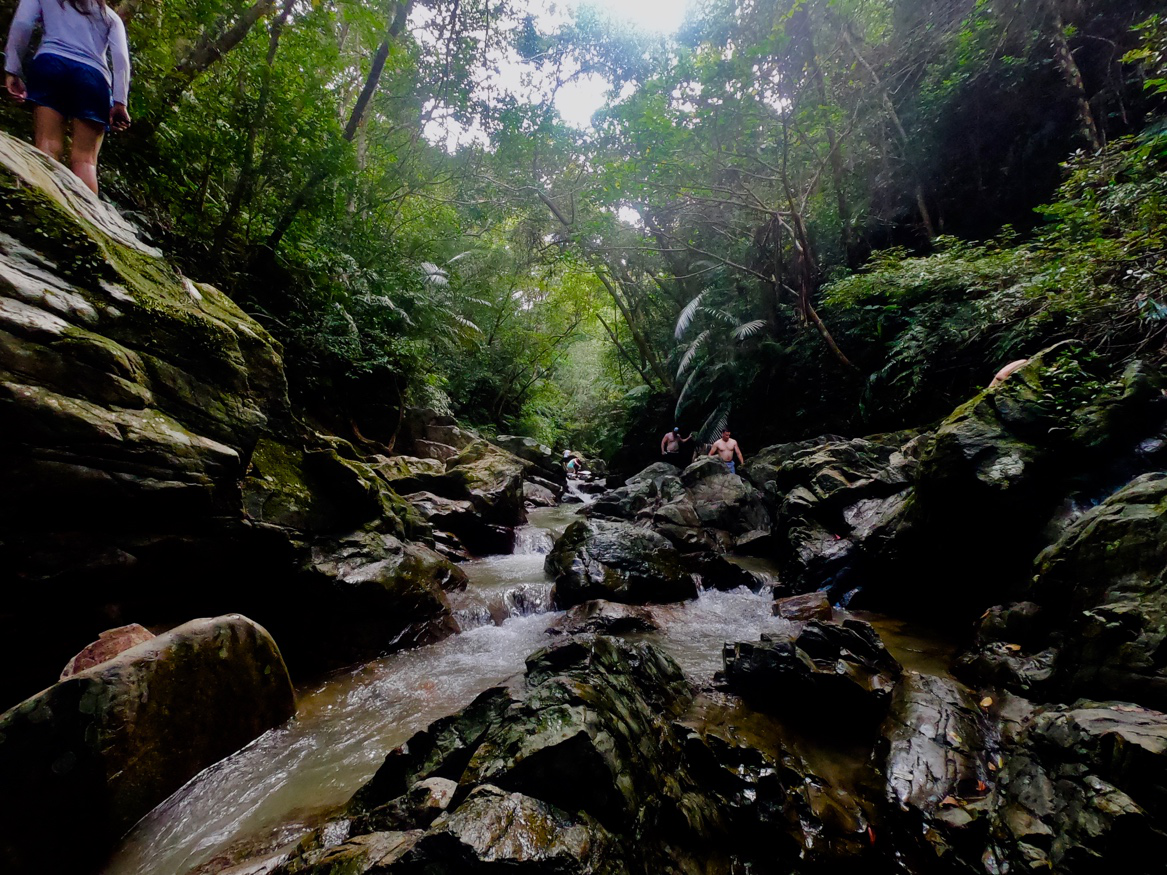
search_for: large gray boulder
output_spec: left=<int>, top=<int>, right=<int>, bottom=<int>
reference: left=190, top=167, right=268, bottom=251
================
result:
left=0, top=615, right=295, bottom=874
left=546, top=519, right=697, bottom=607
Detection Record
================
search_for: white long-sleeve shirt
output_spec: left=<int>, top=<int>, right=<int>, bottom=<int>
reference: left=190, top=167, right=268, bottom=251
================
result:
left=5, top=0, right=130, bottom=104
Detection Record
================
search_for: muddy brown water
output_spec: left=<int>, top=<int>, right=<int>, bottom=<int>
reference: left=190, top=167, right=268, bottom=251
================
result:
left=102, top=507, right=955, bottom=875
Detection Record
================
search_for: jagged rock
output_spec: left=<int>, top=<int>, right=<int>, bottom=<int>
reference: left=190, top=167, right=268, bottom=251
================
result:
left=959, top=472, right=1167, bottom=709
left=279, top=830, right=422, bottom=875
left=746, top=434, right=917, bottom=596
left=546, top=519, right=697, bottom=607
left=985, top=701, right=1167, bottom=873
left=773, top=591, right=831, bottom=621
left=351, top=637, right=701, bottom=870
left=351, top=777, right=459, bottom=834
left=372, top=455, right=448, bottom=496
left=626, top=462, right=682, bottom=486
left=404, top=492, right=514, bottom=556
left=413, top=439, right=459, bottom=462
left=1031, top=472, right=1167, bottom=708
left=680, top=458, right=771, bottom=536
left=59, top=623, right=154, bottom=678
left=868, top=347, right=1167, bottom=615
left=687, top=553, right=763, bottom=592
left=393, top=784, right=627, bottom=874
left=723, top=618, right=902, bottom=726
left=545, top=600, right=659, bottom=636
left=243, top=438, right=427, bottom=541
left=588, top=477, right=662, bottom=521
left=523, top=480, right=558, bottom=507
left=300, top=531, right=463, bottom=669
left=401, top=408, right=477, bottom=455
left=527, top=474, right=564, bottom=498
left=0, top=615, right=295, bottom=874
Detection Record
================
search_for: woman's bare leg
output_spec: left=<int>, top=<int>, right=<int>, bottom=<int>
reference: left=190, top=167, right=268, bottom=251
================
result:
left=70, top=119, right=106, bottom=194
left=32, top=105, right=66, bottom=161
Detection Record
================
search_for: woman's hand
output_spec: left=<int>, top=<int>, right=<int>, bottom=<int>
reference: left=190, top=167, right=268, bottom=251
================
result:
left=110, top=102, right=131, bottom=132
left=5, top=74, right=25, bottom=102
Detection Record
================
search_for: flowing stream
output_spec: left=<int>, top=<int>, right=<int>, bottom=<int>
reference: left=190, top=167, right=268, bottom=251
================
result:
left=102, top=503, right=953, bottom=875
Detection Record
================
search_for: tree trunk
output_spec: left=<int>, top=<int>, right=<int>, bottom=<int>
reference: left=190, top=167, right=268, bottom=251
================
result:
left=1044, top=1, right=1102, bottom=150
left=157, top=0, right=277, bottom=107
left=265, top=0, right=413, bottom=253
left=212, top=0, right=296, bottom=259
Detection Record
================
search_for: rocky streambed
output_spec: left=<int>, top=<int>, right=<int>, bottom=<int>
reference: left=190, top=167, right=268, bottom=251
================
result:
left=5, top=129, right=1167, bottom=875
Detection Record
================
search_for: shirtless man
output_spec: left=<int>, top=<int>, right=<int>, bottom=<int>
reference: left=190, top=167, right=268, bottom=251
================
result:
left=660, top=427, right=693, bottom=466
left=708, top=429, right=744, bottom=474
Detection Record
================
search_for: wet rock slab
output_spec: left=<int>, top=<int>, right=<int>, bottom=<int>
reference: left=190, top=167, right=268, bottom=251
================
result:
left=723, top=618, right=902, bottom=726
left=545, top=599, right=659, bottom=636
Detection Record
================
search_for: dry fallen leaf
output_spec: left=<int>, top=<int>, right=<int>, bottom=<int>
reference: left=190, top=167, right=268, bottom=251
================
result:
left=987, top=761, right=998, bottom=772
left=980, top=696, right=994, bottom=708
left=976, top=780, right=987, bottom=793
left=1004, top=643, right=1022, bottom=652
left=939, top=796, right=960, bottom=807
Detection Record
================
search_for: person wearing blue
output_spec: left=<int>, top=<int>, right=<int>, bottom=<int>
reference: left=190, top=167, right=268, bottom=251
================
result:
left=5, top=0, right=131, bottom=194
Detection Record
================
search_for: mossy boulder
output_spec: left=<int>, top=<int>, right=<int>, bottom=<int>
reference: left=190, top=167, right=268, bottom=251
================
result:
left=443, top=440, right=527, bottom=527
left=856, top=345, right=1167, bottom=616
left=297, top=531, right=465, bottom=670
left=0, top=614, right=295, bottom=874
left=494, top=433, right=566, bottom=485
left=546, top=519, right=697, bottom=607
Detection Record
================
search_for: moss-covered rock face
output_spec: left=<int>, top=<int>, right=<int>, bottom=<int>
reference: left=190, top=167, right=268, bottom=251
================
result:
left=846, top=344, right=1167, bottom=617
left=0, top=133, right=295, bottom=702
left=443, top=440, right=528, bottom=527
left=961, top=473, right=1167, bottom=710
left=0, top=133, right=454, bottom=703
left=0, top=614, right=295, bottom=874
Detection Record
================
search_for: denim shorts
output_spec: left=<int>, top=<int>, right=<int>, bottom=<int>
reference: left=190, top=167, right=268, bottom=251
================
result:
left=26, top=53, right=112, bottom=128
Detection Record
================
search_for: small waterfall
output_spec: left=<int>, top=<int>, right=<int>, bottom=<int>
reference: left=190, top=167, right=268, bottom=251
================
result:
left=514, top=526, right=554, bottom=554
left=448, top=523, right=558, bottom=630
left=564, top=479, right=598, bottom=504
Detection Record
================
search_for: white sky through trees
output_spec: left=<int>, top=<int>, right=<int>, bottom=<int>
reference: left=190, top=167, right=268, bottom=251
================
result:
left=419, top=0, right=691, bottom=148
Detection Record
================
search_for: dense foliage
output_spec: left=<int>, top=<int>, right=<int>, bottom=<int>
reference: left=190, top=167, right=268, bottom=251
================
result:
left=2, top=0, right=1165, bottom=458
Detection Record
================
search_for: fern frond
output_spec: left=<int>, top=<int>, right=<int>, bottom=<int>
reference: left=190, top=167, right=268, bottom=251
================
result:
left=675, top=290, right=707, bottom=339
left=734, top=319, right=768, bottom=340
left=701, top=307, right=739, bottom=327
left=697, top=402, right=732, bottom=444
left=677, top=329, right=710, bottom=378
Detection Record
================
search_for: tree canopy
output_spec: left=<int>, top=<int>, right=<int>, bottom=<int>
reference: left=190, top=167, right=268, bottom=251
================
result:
left=2, top=0, right=1164, bottom=456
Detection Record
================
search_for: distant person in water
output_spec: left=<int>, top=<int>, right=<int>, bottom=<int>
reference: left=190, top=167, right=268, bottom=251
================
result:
left=709, top=429, right=744, bottom=474
left=660, top=427, right=693, bottom=466
left=5, top=0, right=131, bottom=194
left=989, top=358, right=1030, bottom=389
